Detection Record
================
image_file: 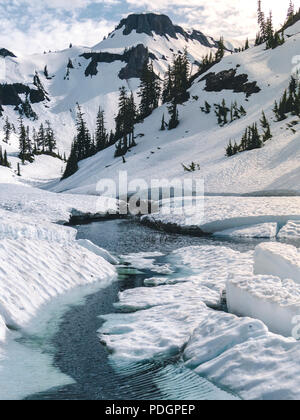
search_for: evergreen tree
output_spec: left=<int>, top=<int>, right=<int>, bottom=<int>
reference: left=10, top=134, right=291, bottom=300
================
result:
left=160, top=114, right=166, bottom=131
left=168, top=99, right=179, bottom=130
left=62, top=141, right=78, bottom=180
left=244, top=39, right=250, bottom=50
left=18, top=117, right=32, bottom=163
left=260, top=111, right=272, bottom=141
left=75, top=103, right=92, bottom=160
left=115, top=86, right=129, bottom=141
left=138, top=60, right=161, bottom=119
left=45, top=121, right=56, bottom=153
left=95, top=107, right=108, bottom=152
left=37, top=123, right=46, bottom=152
left=257, top=0, right=266, bottom=42
left=287, top=1, right=295, bottom=22
left=162, top=65, right=173, bottom=104
left=215, top=37, right=225, bottom=62
left=3, top=117, right=12, bottom=144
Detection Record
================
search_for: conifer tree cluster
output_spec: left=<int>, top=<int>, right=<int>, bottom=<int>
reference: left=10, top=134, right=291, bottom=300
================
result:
left=138, top=61, right=160, bottom=120
left=115, top=87, right=137, bottom=157
left=18, top=117, right=58, bottom=164
left=197, top=38, right=226, bottom=74
left=63, top=103, right=114, bottom=179
left=0, top=146, right=10, bottom=168
left=273, top=75, right=300, bottom=121
left=226, top=111, right=272, bottom=157
left=162, top=49, right=191, bottom=129
left=213, top=100, right=247, bottom=126
left=255, top=1, right=285, bottom=49
left=282, top=1, right=299, bottom=30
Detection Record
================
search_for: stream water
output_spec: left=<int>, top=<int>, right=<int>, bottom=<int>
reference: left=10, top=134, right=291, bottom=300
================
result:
left=22, top=219, right=266, bottom=400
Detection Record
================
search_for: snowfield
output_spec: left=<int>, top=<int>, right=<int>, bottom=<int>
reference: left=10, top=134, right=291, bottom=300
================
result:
left=49, top=21, right=300, bottom=197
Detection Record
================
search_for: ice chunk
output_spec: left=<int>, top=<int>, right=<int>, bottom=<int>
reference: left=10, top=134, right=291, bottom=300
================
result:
left=100, top=301, right=209, bottom=363
left=227, top=274, right=300, bottom=337
left=170, top=245, right=253, bottom=293
left=213, top=223, right=277, bottom=238
left=254, top=242, right=300, bottom=284
left=193, top=333, right=300, bottom=400
left=278, top=220, right=300, bottom=239
left=115, top=281, right=221, bottom=312
left=120, top=252, right=173, bottom=274
left=184, top=311, right=268, bottom=368
left=76, top=239, right=119, bottom=265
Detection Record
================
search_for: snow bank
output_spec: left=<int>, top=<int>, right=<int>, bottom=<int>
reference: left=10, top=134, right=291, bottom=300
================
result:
left=0, top=210, right=76, bottom=243
left=184, top=313, right=300, bottom=400
left=76, top=239, right=119, bottom=265
left=169, top=245, right=253, bottom=294
left=227, top=275, right=300, bottom=337
left=0, top=184, right=119, bottom=224
left=278, top=220, right=300, bottom=240
left=254, top=242, right=300, bottom=284
left=0, top=238, right=116, bottom=329
left=214, top=223, right=278, bottom=238
left=143, top=196, right=300, bottom=234
left=100, top=301, right=209, bottom=363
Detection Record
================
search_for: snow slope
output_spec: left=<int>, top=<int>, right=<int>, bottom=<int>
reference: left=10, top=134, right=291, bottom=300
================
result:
left=52, top=20, right=300, bottom=196
left=0, top=14, right=230, bottom=155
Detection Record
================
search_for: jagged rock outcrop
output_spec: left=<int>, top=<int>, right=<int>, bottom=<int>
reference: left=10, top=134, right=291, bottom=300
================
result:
left=0, top=48, right=16, bottom=58
left=201, top=69, right=261, bottom=97
left=82, top=44, right=156, bottom=80
left=115, top=13, right=219, bottom=48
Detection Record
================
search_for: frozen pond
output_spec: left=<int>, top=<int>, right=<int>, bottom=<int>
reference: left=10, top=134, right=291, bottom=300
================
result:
left=24, top=219, right=250, bottom=400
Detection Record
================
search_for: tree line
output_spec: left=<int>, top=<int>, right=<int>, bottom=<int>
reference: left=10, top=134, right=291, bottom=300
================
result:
left=255, top=0, right=288, bottom=49
left=226, top=111, right=272, bottom=157
left=63, top=49, right=196, bottom=179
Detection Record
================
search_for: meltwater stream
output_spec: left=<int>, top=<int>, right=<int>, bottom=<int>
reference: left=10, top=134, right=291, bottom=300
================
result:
left=25, top=219, right=264, bottom=400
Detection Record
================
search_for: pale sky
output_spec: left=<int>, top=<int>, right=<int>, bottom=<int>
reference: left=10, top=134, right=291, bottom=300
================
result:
left=0, top=0, right=298, bottom=55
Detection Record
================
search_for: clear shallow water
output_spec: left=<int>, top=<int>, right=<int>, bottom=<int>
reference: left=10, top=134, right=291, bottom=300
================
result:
left=23, top=219, right=249, bottom=401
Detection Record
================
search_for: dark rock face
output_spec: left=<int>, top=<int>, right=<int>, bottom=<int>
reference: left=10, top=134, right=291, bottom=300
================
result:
left=82, top=44, right=155, bottom=80
left=200, top=69, right=261, bottom=97
left=115, top=13, right=217, bottom=48
left=116, top=13, right=179, bottom=38
left=0, top=82, right=46, bottom=113
left=0, top=48, right=16, bottom=58
left=119, top=44, right=152, bottom=80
